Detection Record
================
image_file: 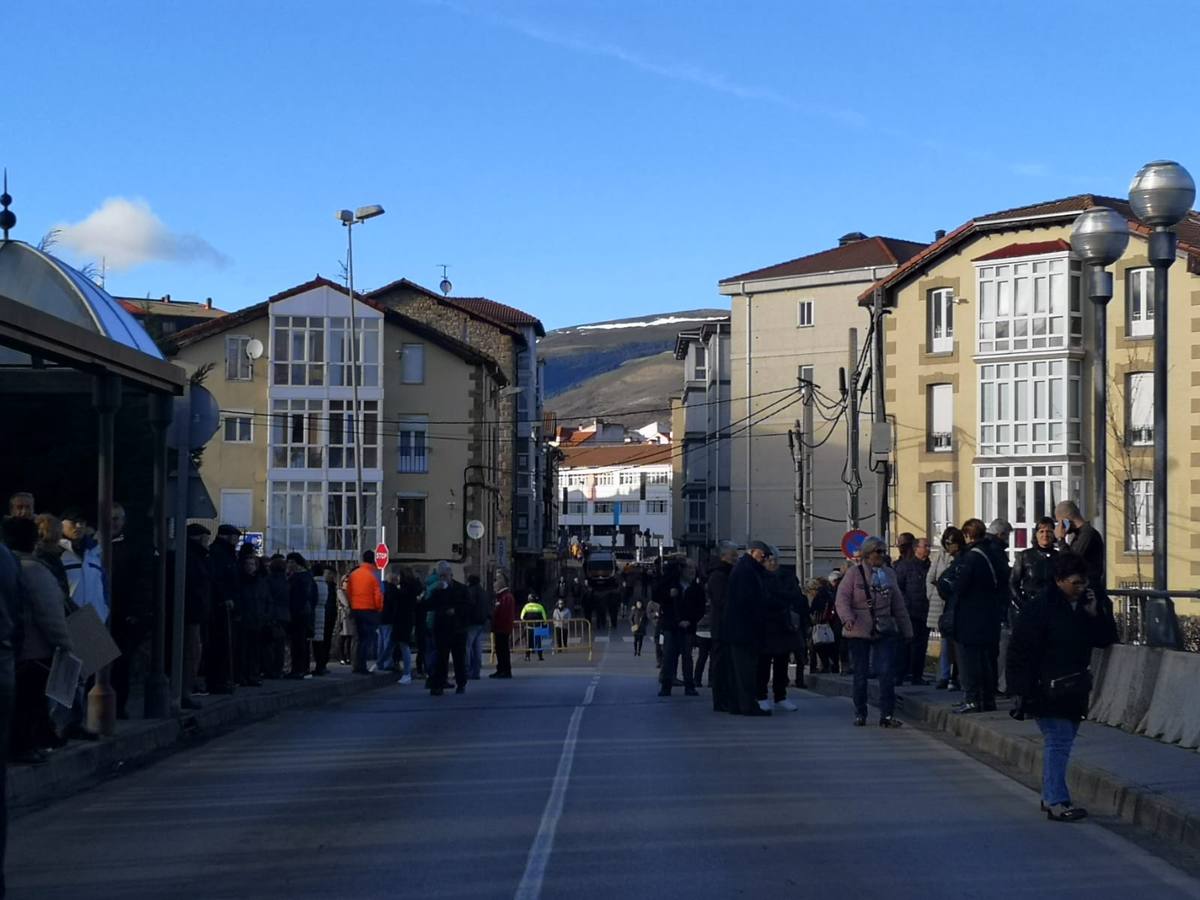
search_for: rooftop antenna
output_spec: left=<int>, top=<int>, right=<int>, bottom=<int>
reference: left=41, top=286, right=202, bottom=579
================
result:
left=0, top=170, right=15, bottom=241
left=438, top=264, right=452, bottom=296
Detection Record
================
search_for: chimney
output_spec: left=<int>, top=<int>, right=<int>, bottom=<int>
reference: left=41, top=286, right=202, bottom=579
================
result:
left=934, top=229, right=947, bottom=241
left=205, top=297, right=213, bottom=309
left=838, top=231, right=868, bottom=247
left=162, top=294, right=171, bottom=303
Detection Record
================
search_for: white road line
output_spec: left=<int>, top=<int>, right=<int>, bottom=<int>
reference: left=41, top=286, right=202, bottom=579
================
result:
left=514, top=676, right=599, bottom=900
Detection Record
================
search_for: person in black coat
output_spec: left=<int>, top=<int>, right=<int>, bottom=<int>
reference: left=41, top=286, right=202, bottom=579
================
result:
left=109, top=504, right=152, bottom=720
left=758, top=551, right=805, bottom=711
left=391, top=567, right=419, bottom=681
left=233, top=550, right=269, bottom=686
left=705, top=542, right=738, bottom=712
left=722, top=541, right=772, bottom=716
left=205, top=525, right=240, bottom=694
left=893, top=534, right=932, bottom=686
left=1007, top=552, right=1117, bottom=822
left=263, top=555, right=290, bottom=678
left=285, top=553, right=317, bottom=678
left=180, top=524, right=213, bottom=708
left=429, top=561, right=470, bottom=695
left=942, top=519, right=1009, bottom=714
left=657, top=558, right=704, bottom=697
left=1011, top=518, right=1059, bottom=611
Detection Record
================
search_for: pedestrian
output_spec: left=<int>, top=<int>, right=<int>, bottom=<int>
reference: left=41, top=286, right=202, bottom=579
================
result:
left=348, top=550, right=383, bottom=675
left=285, top=553, right=317, bottom=679
left=828, top=569, right=850, bottom=673
left=987, top=518, right=1013, bottom=696
left=693, top=598, right=713, bottom=689
left=0, top=539, right=19, bottom=898
left=108, top=503, right=152, bottom=719
left=648, top=592, right=664, bottom=667
left=1011, top=517, right=1060, bottom=611
left=629, top=600, right=647, bottom=656
left=893, top=533, right=932, bottom=686
left=835, top=536, right=913, bottom=727
left=390, top=566, right=418, bottom=683
left=706, top=541, right=737, bottom=712
left=490, top=570, right=516, bottom=679
left=758, top=549, right=805, bottom=712
left=1053, top=501, right=1104, bottom=589
left=465, top=573, right=491, bottom=679
left=429, top=561, right=470, bottom=695
left=944, top=519, right=1009, bottom=715
left=233, top=548, right=268, bottom=687
left=806, top=578, right=839, bottom=674
left=263, top=554, right=290, bottom=678
left=335, top=572, right=354, bottom=666
left=723, top=540, right=772, bottom=716
left=181, top=524, right=213, bottom=708
left=552, top=598, right=570, bottom=650
left=1007, top=552, right=1117, bottom=822
left=203, top=524, right=241, bottom=695
left=33, top=515, right=68, bottom=601
left=6, top=516, right=72, bottom=765
left=7, top=491, right=34, bottom=520
left=657, top=558, right=703, bottom=697
left=311, top=566, right=336, bottom=676
left=376, top=564, right=398, bottom=673
left=520, top=593, right=547, bottom=661
left=928, top=527, right=964, bottom=691
left=59, top=509, right=109, bottom=624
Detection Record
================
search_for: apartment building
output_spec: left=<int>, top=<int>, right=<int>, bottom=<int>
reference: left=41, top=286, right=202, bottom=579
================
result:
left=866, top=194, right=1200, bottom=597
left=673, top=319, right=731, bottom=557
left=167, top=276, right=506, bottom=577
left=718, top=233, right=927, bottom=579
left=557, top=443, right=674, bottom=554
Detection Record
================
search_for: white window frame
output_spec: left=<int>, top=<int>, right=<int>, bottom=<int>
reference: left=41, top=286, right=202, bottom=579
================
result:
left=270, top=398, right=324, bottom=469
left=975, top=256, right=1082, bottom=355
left=397, top=416, right=429, bottom=474
left=797, top=299, right=814, bottom=329
left=686, top=496, right=706, bottom=531
left=1126, top=372, right=1154, bottom=446
left=978, top=360, right=1082, bottom=457
left=271, top=316, right=325, bottom=387
left=928, top=383, right=953, bottom=452
left=693, top=345, right=707, bottom=381
left=328, top=399, right=380, bottom=470
left=401, top=343, right=425, bottom=384
left=645, top=499, right=668, bottom=515
left=219, top=489, right=253, bottom=533
left=928, top=288, right=954, bottom=353
left=328, top=317, right=381, bottom=388
left=225, top=335, right=253, bottom=381
left=594, top=501, right=615, bottom=514
left=595, top=473, right=614, bottom=486
left=268, top=480, right=325, bottom=556
left=326, top=480, right=379, bottom=554
left=929, top=482, right=953, bottom=540
left=976, top=463, right=1083, bottom=554
left=1126, top=479, right=1154, bottom=551
left=223, top=411, right=253, bottom=444
left=1127, top=267, right=1155, bottom=338
left=646, top=471, right=669, bottom=486
left=565, top=501, right=588, bottom=515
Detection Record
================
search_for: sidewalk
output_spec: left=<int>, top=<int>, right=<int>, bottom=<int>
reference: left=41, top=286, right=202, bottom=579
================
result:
left=805, top=672, right=1200, bottom=852
left=7, top=665, right=396, bottom=814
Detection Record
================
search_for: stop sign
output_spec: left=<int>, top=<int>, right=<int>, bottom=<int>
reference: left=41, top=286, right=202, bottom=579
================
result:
left=374, top=543, right=389, bottom=570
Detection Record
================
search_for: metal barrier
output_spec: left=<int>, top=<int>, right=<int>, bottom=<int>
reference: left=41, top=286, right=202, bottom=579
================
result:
left=1108, top=589, right=1195, bottom=651
left=491, top=618, right=594, bottom=662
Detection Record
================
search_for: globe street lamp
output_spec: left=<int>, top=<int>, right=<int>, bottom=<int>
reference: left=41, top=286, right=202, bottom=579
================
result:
left=1070, top=206, right=1129, bottom=557
left=1127, top=161, right=1195, bottom=591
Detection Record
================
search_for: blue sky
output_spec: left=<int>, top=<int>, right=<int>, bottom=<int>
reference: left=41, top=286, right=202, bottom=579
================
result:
left=6, top=1, right=1199, bottom=330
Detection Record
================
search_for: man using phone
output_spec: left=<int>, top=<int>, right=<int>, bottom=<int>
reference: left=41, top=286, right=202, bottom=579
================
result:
left=1052, top=501, right=1104, bottom=590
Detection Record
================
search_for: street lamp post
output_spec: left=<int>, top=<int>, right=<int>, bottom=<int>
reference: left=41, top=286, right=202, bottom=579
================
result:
left=1070, top=207, right=1130, bottom=558
left=1127, top=161, right=1195, bottom=591
left=336, top=204, right=385, bottom=557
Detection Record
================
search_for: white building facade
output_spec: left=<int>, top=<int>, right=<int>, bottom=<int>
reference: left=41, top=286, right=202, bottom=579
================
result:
left=557, top=444, right=674, bottom=553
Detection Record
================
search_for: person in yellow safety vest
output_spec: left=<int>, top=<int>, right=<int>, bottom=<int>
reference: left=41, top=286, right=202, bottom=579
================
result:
left=521, top=595, right=547, bottom=661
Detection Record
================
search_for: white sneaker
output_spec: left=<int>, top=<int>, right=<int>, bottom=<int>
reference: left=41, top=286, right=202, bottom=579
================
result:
left=776, top=699, right=799, bottom=712
left=397, top=675, right=413, bottom=685
left=757, top=699, right=773, bottom=712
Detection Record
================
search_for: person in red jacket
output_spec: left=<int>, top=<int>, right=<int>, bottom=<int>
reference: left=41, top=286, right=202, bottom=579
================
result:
left=347, top=551, right=383, bottom=674
left=490, top=570, right=516, bottom=679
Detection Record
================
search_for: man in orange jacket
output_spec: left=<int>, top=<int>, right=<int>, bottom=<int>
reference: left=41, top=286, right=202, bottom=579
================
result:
left=348, top=550, right=383, bottom=674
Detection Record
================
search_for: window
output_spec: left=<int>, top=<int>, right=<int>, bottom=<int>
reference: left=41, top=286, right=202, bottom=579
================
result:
left=567, top=474, right=587, bottom=487
left=401, top=343, right=425, bottom=384
left=645, top=499, right=668, bottom=514
left=271, top=316, right=325, bottom=386
left=270, top=399, right=324, bottom=468
left=797, top=300, right=814, bottom=328
left=225, top=336, right=253, bottom=381
left=686, top=497, right=706, bottom=531
left=594, top=501, right=614, bottom=514
left=1126, top=480, right=1153, bottom=551
left=395, top=496, right=426, bottom=554
left=1126, top=372, right=1153, bottom=446
left=977, top=464, right=1083, bottom=552
left=223, top=412, right=253, bottom=443
left=329, top=400, right=379, bottom=469
left=1127, top=268, right=1155, bottom=337
left=268, top=480, right=324, bottom=555
left=979, top=360, right=1082, bottom=456
left=397, top=417, right=429, bottom=473
left=976, top=258, right=1081, bottom=354
left=595, top=473, right=614, bottom=486
left=565, top=501, right=588, bottom=515
left=646, top=471, right=669, bottom=485
left=620, top=500, right=641, bottom=513
left=929, top=482, right=953, bottom=540
left=619, top=471, right=640, bottom=485
left=928, top=383, right=953, bottom=451
left=693, top=345, right=707, bottom=380
left=326, top=481, right=378, bottom=552
left=329, top=317, right=381, bottom=388
left=928, top=288, right=954, bottom=352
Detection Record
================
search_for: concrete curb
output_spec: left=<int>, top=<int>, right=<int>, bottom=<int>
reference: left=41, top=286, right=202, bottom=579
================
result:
left=8, top=671, right=396, bottom=812
left=804, top=673, right=1200, bottom=853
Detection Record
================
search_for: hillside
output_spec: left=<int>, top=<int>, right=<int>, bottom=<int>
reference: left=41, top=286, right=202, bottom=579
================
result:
left=541, top=309, right=728, bottom=427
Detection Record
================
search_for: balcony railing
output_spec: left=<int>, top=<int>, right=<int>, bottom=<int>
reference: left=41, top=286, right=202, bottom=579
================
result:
left=930, top=432, right=952, bottom=451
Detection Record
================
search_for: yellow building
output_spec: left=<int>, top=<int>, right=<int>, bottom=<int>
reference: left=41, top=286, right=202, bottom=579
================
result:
left=868, top=194, right=1200, bottom=605
left=168, top=276, right=506, bottom=577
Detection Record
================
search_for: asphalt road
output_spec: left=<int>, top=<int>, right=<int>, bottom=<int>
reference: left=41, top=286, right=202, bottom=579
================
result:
left=8, top=634, right=1200, bottom=899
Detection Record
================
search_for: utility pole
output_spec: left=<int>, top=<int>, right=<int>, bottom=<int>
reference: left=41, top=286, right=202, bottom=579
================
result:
left=846, top=328, right=860, bottom=530
left=789, top=423, right=804, bottom=582
left=872, top=287, right=890, bottom=546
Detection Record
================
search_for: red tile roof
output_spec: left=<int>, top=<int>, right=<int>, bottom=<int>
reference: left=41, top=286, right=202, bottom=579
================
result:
left=560, top=443, right=673, bottom=469
left=972, top=239, right=1071, bottom=262
left=858, top=194, right=1200, bottom=304
left=117, top=298, right=226, bottom=318
left=445, top=297, right=545, bottom=337
left=721, top=236, right=928, bottom=285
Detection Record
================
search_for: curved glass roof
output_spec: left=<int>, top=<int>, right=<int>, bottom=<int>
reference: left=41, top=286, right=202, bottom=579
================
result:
left=0, top=240, right=163, bottom=359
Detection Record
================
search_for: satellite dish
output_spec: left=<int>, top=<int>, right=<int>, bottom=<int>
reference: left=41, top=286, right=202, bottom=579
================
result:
left=166, top=385, right=221, bottom=450
left=245, top=338, right=264, bottom=360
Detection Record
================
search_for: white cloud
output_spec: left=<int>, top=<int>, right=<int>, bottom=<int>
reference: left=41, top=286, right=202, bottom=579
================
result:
left=54, top=197, right=229, bottom=271
left=1011, top=162, right=1051, bottom=177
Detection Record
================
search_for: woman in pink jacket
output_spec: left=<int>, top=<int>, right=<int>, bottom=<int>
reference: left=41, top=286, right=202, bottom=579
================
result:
left=835, top=536, right=913, bottom=728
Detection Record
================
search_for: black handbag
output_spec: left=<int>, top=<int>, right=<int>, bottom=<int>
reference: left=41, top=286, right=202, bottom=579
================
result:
left=1046, top=670, right=1093, bottom=701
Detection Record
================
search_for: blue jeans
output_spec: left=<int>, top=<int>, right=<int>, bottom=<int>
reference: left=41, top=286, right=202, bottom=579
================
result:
left=849, top=637, right=897, bottom=718
left=466, top=626, right=485, bottom=679
left=375, top=624, right=394, bottom=671
left=1036, top=717, right=1079, bottom=806
left=351, top=611, right=380, bottom=673
left=938, top=638, right=953, bottom=682
left=395, top=641, right=413, bottom=677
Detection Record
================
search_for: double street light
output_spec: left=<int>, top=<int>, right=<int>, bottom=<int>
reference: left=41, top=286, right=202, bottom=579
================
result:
left=336, top=204, right=385, bottom=556
left=1071, top=161, right=1195, bottom=593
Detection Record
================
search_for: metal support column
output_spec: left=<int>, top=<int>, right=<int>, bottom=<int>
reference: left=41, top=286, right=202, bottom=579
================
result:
left=1149, top=230, right=1176, bottom=591
left=87, top=374, right=121, bottom=736
left=170, top=388, right=190, bottom=709
left=1088, top=264, right=1114, bottom=552
left=144, top=392, right=174, bottom=718
left=846, top=328, right=860, bottom=530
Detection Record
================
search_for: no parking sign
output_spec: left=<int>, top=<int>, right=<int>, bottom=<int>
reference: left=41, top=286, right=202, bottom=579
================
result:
left=840, top=529, right=869, bottom=560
